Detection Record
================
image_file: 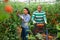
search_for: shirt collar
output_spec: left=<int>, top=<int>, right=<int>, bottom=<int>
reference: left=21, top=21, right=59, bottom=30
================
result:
left=23, top=14, right=28, bottom=16
left=35, top=10, right=43, bottom=13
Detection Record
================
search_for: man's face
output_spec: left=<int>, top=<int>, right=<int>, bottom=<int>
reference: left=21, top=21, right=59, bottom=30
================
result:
left=37, top=6, right=42, bottom=12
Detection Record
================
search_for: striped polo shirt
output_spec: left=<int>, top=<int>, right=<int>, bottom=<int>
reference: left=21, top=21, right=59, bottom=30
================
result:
left=32, top=10, right=47, bottom=24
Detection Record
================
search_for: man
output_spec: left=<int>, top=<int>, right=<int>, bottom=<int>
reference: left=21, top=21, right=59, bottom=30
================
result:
left=32, top=5, right=47, bottom=35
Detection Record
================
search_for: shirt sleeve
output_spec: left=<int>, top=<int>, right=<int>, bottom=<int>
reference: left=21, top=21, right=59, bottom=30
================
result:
left=23, top=15, right=30, bottom=23
left=43, top=12, right=47, bottom=24
left=18, top=14, right=22, bottom=18
left=32, top=12, right=36, bottom=23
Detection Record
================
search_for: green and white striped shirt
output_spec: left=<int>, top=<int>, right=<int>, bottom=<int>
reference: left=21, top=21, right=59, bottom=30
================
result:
left=32, top=10, right=47, bottom=24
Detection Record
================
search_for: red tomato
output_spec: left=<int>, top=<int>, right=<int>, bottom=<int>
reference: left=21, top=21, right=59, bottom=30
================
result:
left=4, top=0, right=8, bottom=2
left=37, top=24, right=44, bottom=28
left=5, top=5, right=13, bottom=13
left=42, top=34, right=46, bottom=37
left=48, top=36, right=53, bottom=39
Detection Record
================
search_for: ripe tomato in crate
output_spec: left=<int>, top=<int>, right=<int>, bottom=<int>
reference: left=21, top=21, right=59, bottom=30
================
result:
left=36, top=23, right=44, bottom=28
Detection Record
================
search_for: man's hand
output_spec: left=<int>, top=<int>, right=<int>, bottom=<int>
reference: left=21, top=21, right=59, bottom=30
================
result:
left=33, top=21, right=36, bottom=24
left=45, top=22, right=47, bottom=24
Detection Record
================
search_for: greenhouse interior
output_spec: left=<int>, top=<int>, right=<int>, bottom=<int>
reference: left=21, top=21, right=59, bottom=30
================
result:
left=0, top=0, right=60, bottom=40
